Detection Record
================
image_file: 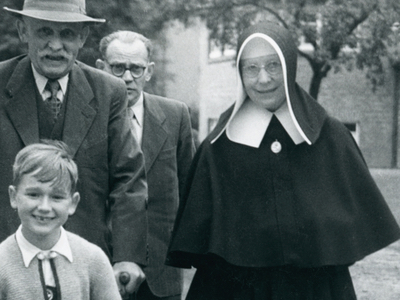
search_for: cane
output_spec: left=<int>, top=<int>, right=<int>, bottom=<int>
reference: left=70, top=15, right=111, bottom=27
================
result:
left=119, top=272, right=136, bottom=300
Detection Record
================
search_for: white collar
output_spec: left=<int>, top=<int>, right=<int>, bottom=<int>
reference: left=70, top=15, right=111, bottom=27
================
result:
left=31, top=64, right=69, bottom=97
left=129, top=92, right=144, bottom=127
left=226, top=99, right=305, bottom=148
left=16, top=226, right=73, bottom=267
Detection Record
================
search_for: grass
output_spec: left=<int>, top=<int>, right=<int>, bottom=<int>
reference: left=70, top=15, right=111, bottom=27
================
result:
left=370, top=168, right=400, bottom=224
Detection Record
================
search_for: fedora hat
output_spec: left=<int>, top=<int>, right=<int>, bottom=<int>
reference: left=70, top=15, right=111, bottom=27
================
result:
left=4, top=0, right=105, bottom=23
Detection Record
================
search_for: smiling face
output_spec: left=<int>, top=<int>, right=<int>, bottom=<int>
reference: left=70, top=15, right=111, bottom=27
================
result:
left=101, top=39, right=154, bottom=107
left=9, top=171, right=79, bottom=249
left=240, top=38, right=286, bottom=112
left=17, top=17, right=89, bottom=79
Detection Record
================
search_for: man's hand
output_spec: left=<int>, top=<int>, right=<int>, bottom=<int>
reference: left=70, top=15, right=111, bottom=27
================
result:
left=113, top=261, right=145, bottom=297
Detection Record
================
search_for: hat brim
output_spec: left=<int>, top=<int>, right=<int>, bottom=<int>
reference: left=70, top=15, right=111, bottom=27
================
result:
left=4, top=7, right=105, bottom=23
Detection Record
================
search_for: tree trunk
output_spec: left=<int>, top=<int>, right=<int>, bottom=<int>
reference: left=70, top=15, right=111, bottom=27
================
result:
left=391, top=66, right=400, bottom=168
left=309, top=71, right=324, bottom=100
left=308, top=62, right=331, bottom=101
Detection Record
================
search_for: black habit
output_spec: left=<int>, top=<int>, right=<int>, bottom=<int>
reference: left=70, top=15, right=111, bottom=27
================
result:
left=166, top=22, right=400, bottom=299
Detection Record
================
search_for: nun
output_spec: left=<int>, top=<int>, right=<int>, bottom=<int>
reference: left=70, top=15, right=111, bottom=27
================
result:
left=166, top=22, right=400, bottom=300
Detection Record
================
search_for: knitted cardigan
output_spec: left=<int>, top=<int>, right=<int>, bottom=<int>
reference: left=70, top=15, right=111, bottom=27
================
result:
left=0, top=231, right=121, bottom=300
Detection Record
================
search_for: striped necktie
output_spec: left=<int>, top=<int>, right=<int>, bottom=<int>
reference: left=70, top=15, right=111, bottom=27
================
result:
left=45, top=80, right=62, bottom=121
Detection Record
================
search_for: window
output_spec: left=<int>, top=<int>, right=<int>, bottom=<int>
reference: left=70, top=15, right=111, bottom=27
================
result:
left=208, top=39, right=236, bottom=62
left=344, top=122, right=360, bottom=145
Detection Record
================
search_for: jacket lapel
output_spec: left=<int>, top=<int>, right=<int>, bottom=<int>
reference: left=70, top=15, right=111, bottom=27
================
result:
left=62, top=63, right=96, bottom=157
left=5, top=57, right=39, bottom=146
left=142, top=93, right=167, bottom=172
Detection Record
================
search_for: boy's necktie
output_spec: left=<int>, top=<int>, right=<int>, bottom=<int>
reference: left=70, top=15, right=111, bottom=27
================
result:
left=45, top=80, right=62, bottom=121
left=37, top=251, right=61, bottom=300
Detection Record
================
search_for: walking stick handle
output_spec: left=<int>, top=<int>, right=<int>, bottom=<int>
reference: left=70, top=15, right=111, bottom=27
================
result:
left=119, top=272, right=131, bottom=285
left=119, top=272, right=133, bottom=300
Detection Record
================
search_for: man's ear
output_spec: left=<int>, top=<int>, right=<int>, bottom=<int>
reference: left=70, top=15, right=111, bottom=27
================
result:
left=68, top=192, right=80, bottom=216
left=9, top=185, right=18, bottom=210
left=145, top=62, right=155, bottom=82
left=95, top=59, right=106, bottom=71
left=78, top=25, right=90, bottom=48
left=16, top=19, right=28, bottom=43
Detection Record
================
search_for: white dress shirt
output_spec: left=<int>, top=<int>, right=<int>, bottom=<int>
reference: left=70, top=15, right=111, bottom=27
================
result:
left=32, top=64, right=68, bottom=103
left=16, top=226, right=73, bottom=287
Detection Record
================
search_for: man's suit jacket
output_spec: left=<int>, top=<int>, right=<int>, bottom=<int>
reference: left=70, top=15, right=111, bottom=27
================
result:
left=139, top=93, right=194, bottom=297
left=0, top=55, right=148, bottom=265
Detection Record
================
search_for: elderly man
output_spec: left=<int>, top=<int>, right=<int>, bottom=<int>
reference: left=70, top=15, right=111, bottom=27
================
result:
left=96, top=31, right=195, bottom=300
left=2, top=0, right=148, bottom=294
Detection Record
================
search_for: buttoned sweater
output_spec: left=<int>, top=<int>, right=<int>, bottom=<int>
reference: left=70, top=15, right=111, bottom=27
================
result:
left=0, top=231, right=121, bottom=300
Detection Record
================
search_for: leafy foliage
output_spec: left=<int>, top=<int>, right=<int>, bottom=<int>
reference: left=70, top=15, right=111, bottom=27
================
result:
left=0, top=0, right=26, bottom=61
left=356, top=1, right=400, bottom=90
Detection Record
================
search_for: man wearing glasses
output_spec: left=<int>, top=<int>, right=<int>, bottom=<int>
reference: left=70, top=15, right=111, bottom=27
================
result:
left=96, top=31, right=195, bottom=300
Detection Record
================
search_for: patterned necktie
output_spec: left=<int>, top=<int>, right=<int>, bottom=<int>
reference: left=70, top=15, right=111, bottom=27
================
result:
left=37, top=251, right=60, bottom=300
left=45, top=80, right=61, bottom=121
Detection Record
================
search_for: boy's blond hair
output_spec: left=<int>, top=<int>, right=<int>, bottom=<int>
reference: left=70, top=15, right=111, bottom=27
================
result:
left=12, top=140, right=78, bottom=194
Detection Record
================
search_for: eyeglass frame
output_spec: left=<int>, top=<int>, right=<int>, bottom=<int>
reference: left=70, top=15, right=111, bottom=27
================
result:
left=240, top=59, right=282, bottom=78
left=106, top=62, right=148, bottom=79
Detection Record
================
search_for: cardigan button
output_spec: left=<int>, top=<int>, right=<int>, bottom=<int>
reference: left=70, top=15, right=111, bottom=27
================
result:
left=271, top=140, right=282, bottom=153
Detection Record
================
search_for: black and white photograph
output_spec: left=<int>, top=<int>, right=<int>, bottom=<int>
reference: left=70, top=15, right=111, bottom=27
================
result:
left=0, top=0, right=399, bottom=299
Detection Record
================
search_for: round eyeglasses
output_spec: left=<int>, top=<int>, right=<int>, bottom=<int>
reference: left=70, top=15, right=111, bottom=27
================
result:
left=241, top=60, right=282, bottom=78
left=109, top=64, right=147, bottom=79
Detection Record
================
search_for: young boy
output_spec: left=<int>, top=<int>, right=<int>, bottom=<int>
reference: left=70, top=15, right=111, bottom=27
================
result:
left=0, top=140, right=121, bottom=300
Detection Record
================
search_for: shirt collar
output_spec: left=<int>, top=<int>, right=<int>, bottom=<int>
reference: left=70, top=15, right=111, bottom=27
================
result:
left=16, top=226, right=73, bottom=267
left=226, top=99, right=305, bottom=148
left=31, top=64, right=69, bottom=97
left=129, top=92, right=144, bottom=127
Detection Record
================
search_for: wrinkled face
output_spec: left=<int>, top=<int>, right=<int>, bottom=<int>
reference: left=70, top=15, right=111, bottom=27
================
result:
left=240, top=38, right=286, bottom=112
left=17, top=17, right=89, bottom=79
left=9, top=171, right=79, bottom=249
left=102, top=39, right=154, bottom=107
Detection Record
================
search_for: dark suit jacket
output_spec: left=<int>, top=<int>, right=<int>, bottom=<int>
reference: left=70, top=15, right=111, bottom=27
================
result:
left=0, top=55, right=148, bottom=265
left=139, top=93, right=194, bottom=297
